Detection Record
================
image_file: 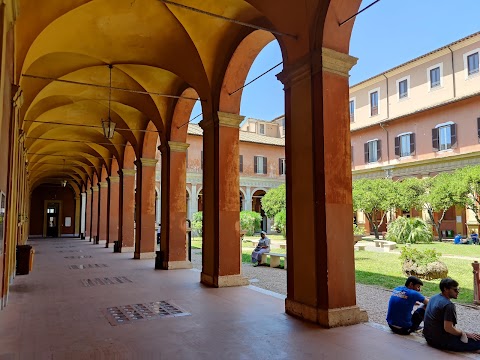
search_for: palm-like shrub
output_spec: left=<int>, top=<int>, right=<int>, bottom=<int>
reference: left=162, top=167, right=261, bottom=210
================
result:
left=240, top=211, right=262, bottom=236
left=386, top=217, right=433, bottom=244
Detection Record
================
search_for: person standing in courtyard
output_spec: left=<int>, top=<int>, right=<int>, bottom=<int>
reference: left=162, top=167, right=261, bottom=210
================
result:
left=423, top=278, right=480, bottom=352
left=386, top=276, right=429, bottom=335
left=251, top=231, right=270, bottom=267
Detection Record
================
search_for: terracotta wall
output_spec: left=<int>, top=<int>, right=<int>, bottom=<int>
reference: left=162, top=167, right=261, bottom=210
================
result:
left=29, top=185, right=76, bottom=236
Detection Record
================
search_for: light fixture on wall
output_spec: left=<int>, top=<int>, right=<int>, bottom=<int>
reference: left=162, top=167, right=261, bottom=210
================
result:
left=61, top=180, right=67, bottom=187
left=101, top=64, right=116, bottom=139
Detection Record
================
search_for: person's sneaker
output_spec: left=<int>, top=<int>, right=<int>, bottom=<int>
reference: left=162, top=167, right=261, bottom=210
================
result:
left=414, top=326, right=423, bottom=332
left=253, top=263, right=258, bottom=267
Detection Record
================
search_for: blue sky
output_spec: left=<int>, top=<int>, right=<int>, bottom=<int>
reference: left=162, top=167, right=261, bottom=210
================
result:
left=192, top=0, right=480, bottom=122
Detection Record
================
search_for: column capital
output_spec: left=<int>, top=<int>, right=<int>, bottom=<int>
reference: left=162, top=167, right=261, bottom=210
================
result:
left=87, top=189, right=92, bottom=195
left=121, top=169, right=136, bottom=176
left=168, top=141, right=190, bottom=153
left=75, top=196, right=81, bottom=200
left=277, top=48, right=357, bottom=88
left=99, top=181, right=108, bottom=188
left=217, top=112, right=245, bottom=128
left=108, top=176, right=120, bottom=183
left=92, top=186, right=99, bottom=192
left=139, top=158, right=158, bottom=167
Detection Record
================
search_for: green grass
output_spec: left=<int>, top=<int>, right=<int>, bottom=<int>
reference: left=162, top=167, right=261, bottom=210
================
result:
left=354, top=251, right=475, bottom=303
left=395, top=242, right=480, bottom=258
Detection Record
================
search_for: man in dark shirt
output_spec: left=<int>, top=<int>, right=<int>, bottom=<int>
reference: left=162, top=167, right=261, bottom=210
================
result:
left=386, top=276, right=429, bottom=335
left=424, top=278, right=480, bottom=352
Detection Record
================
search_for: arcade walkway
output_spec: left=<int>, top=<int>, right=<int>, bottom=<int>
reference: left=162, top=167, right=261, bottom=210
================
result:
left=0, top=238, right=475, bottom=359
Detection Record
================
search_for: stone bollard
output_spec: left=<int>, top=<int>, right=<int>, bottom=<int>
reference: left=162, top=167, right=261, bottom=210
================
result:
left=473, top=261, right=480, bottom=305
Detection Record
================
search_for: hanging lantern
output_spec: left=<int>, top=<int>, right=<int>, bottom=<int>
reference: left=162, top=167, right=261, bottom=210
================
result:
left=101, top=119, right=116, bottom=139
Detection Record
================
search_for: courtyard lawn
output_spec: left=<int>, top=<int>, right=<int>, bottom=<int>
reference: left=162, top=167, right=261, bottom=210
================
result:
left=242, top=234, right=286, bottom=242
left=354, top=251, right=475, bottom=304
left=396, top=241, right=480, bottom=258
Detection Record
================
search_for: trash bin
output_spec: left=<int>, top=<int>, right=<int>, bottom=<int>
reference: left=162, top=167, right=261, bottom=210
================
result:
left=113, top=240, right=121, bottom=253
left=155, top=251, right=163, bottom=270
left=16, top=245, right=33, bottom=275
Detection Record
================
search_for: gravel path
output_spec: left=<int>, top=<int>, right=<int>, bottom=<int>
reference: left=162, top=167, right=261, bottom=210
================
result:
left=191, top=249, right=480, bottom=333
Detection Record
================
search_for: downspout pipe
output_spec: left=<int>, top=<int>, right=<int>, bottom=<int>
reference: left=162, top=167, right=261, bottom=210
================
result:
left=447, top=46, right=457, bottom=99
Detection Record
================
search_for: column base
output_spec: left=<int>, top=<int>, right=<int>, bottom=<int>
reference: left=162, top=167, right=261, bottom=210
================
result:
left=285, top=299, right=368, bottom=328
left=134, top=252, right=156, bottom=259
left=161, top=261, right=193, bottom=270
left=201, top=273, right=249, bottom=288
left=121, top=246, right=135, bottom=253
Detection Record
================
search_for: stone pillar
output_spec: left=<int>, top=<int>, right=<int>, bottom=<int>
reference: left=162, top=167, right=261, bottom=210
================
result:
left=74, top=195, right=81, bottom=237
left=86, top=189, right=92, bottom=240
left=91, top=186, right=99, bottom=243
left=159, top=142, right=192, bottom=269
left=98, top=181, right=108, bottom=243
left=277, top=48, right=367, bottom=327
left=121, top=169, right=136, bottom=252
left=190, top=184, right=198, bottom=220
left=134, top=158, right=157, bottom=259
left=108, top=176, right=120, bottom=247
left=245, top=187, right=252, bottom=211
left=200, top=112, right=248, bottom=287
left=80, top=192, right=87, bottom=237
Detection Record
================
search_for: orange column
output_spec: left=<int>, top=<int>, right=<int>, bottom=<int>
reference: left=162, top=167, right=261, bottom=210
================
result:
left=134, top=158, right=157, bottom=259
left=121, top=169, right=136, bottom=252
left=85, top=189, right=92, bottom=241
left=91, top=186, right=99, bottom=243
left=159, top=141, right=192, bottom=269
left=108, top=176, right=120, bottom=248
left=277, top=48, right=367, bottom=327
left=200, top=112, right=248, bottom=287
left=98, top=181, right=108, bottom=244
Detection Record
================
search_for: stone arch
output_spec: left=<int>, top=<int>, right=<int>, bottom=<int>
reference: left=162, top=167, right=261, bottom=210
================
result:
left=141, top=121, right=160, bottom=159
left=123, top=142, right=136, bottom=170
left=170, top=88, right=200, bottom=143
left=218, top=30, right=276, bottom=114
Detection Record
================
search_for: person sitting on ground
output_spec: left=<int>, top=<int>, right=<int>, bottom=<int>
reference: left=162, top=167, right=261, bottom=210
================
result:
left=251, top=231, right=270, bottom=267
left=454, top=233, right=462, bottom=245
left=386, top=276, right=429, bottom=335
left=423, top=278, right=480, bottom=352
left=470, top=231, right=479, bottom=245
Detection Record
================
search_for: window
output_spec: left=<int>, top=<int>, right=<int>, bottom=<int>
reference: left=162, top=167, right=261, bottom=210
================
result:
left=239, top=155, right=243, bottom=173
left=467, top=52, right=479, bottom=76
left=432, top=123, right=457, bottom=151
left=254, top=156, right=267, bottom=174
left=369, top=90, right=379, bottom=116
left=364, top=140, right=381, bottom=164
left=279, top=158, right=286, bottom=175
left=395, top=133, right=415, bottom=158
left=464, top=49, right=480, bottom=78
left=430, top=67, right=441, bottom=88
left=349, top=99, right=355, bottom=122
left=200, top=150, right=203, bottom=170
left=258, top=123, right=265, bottom=135
left=397, top=77, right=409, bottom=99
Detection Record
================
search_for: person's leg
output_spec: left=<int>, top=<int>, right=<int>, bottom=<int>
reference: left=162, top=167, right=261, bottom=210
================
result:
left=409, top=306, right=425, bottom=332
left=388, top=324, right=410, bottom=335
left=443, top=337, right=480, bottom=352
left=251, top=251, right=258, bottom=263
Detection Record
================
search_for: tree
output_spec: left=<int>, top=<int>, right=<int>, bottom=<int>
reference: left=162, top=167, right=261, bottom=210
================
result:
left=422, top=174, right=464, bottom=241
left=454, top=165, right=480, bottom=224
left=386, top=217, right=433, bottom=244
left=394, top=177, right=424, bottom=212
left=274, top=209, right=286, bottom=237
left=240, top=211, right=262, bottom=236
left=261, top=184, right=286, bottom=219
left=191, top=211, right=203, bottom=236
left=352, top=178, right=397, bottom=239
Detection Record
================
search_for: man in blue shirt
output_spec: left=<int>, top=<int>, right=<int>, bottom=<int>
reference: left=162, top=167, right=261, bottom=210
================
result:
left=424, top=278, right=480, bottom=352
left=386, top=276, right=429, bottom=335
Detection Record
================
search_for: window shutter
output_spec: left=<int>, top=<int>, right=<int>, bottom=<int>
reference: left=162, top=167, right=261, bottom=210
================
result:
left=477, top=118, right=480, bottom=142
left=263, top=157, right=267, bottom=174
left=450, top=123, right=457, bottom=148
left=432, top=128, right=439, bottom=151
left=376, top=140, right=382, bottom=162
left=278, top=158, right=282, bottom=175
left=394, top=136, right=400, bottom=157
left=351, top=146, right=354, bottom=164
left=364, top=143, right=369, bottom=164
left=410, top=133, right=415, bottom=155
left=254, top=156, right=258, bottom=173
left=239, top=155, right=243, bottom=173
left=201, top=151, right=203, bottom=170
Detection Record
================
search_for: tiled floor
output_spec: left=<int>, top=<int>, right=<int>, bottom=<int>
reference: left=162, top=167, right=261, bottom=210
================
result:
left=0, top=237, right=477, bottom=359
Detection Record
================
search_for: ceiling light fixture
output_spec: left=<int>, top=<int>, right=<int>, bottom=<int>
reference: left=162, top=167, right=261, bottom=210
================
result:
left=101, top=64, right=116, bottom=139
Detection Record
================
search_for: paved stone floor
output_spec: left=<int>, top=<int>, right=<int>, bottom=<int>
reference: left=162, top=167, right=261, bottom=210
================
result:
left=0, top=238, right=478, bottom=359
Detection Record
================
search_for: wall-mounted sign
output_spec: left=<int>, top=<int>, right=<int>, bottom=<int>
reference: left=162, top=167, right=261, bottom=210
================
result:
left=65, top=217, right=71, bottom=227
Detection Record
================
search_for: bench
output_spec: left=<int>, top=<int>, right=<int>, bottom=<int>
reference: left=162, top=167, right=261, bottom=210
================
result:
left=261, top=253, right=287, bottom=269
left=354, top=244, right=366, bottom=251
left=374, top=240, right=396, bottom=252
